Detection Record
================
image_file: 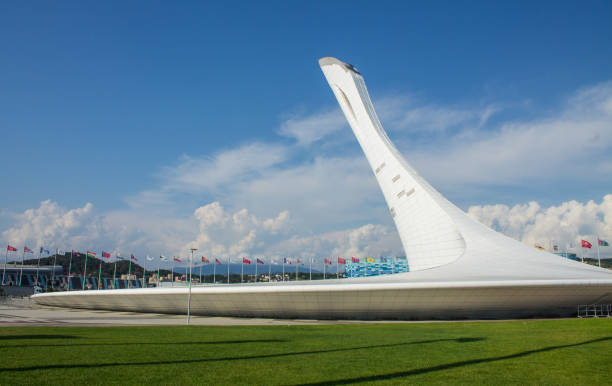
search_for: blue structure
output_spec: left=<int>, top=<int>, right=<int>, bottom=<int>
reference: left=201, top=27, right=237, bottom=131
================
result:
left=345, top=258, right=409, bottom=278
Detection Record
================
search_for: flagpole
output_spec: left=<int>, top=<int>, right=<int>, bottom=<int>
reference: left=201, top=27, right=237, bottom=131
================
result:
left=36, top=248, right=41, bottom=286
left=52, top=249, right=58, bottom=289
left=268, top=259, right=271, bottom=282
left=19, top=248, right=25, bottom=286
left=98, top=262, right=102, bottom=290
left=83, top=251, right=89, bottom=290
left=213, top=260, right=216, bottom=284
left=199, top=261, right=202, bottom=284
left=113, top=259, right=117, bottom=289
left=596, top=236, right=601, bottom=267
left=2, top=247, right=8, bottom=285
left=241, top=258, right=244, bottom=283
left=337, top=258, right=339, bottom=279
left=187, top=248, right=196, bottom=325
left=323, top=259, right=326, bottom=280
left=127, top=256, right=132, bottom=289
left=171, top=257, right=175, bottom=286
left=68, top=251, right=73, bottom=290
left=282, top=258, right=285, bottom=281
left=309, top=257, right=312, bottom=281
left=227, top=257, right=230, bottom=284
left=143, top=256, right=147, bottom=288
left=157, top=260, right=160, bottom=287
left=295, top=259, right=298, bottom=281
left=255, top=259, right=258, bottom=283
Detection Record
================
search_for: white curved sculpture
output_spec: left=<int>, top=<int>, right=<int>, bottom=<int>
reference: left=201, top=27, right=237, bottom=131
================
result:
left=32, top=57, right=612, bottom=320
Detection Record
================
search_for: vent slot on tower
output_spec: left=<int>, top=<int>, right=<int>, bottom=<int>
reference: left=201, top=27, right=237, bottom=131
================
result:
left=392, top=174, right=401, bottom=183
left=334, top=85, right=357, bottom=123
left=375, top=162, right=386, bottom=174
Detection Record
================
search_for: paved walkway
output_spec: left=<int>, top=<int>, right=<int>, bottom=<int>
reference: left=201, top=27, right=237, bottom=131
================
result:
left=0, top=297, right=397, bottom=326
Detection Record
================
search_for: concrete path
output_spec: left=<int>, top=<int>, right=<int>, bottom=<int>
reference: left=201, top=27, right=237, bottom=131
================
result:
left=0, top=297, right=398, bottom=326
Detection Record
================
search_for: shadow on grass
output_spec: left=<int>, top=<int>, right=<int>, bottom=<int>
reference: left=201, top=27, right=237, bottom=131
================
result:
left=299, top=336, right=612, bottom=385
left=0, top=339, right=287, bottom=349
left=0, top=337, right=483, bottom=372
left=0, top=335, right=80, bottom=341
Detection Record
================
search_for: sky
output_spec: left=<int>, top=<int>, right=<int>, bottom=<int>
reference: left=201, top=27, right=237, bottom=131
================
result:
left=1, top=1, right=611, bottom=264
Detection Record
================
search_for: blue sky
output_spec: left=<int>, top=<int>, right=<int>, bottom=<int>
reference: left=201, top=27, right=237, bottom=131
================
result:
left=1, top=1, right=611, bottom=260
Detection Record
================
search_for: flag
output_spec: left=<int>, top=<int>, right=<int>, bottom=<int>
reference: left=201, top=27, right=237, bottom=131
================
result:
left=173, top=257, right=182, bottom=263
left=40, top=247, right=44, bottom=254
left=102, top=251, right=111, bottom=258
left=130, top=254, right=138, bottom=261
left=297, top=258, right=301, bottom=264
left=324, top=258, right=329, bottom=264
left=160, top=255, right=168, bottom=261
left=352, top=257, right=360, bottom=263
left=7, top=245, right=17, bottom=252
left=338, top=257, right=346, bottom=264
left=581, top=240, right=592, bottom=249
left=201, top=256, right=210, bottom=263
left=257, top=258, right=264, bottom=264
left=366, top=257, right=375, bottom=263
left=243, top=258, right=251, bottom=264
left=599, top=238, right=610, bottom=247
left=58, top=249, right=65, bottom=255
left=72, top=250, right=80, bottom=255
left=24, top=246, right=32, bottom=253
left=215, top=258, right=222, bottom=264
left=534, top=244, right=545, bottom=251
left=87, top=251, right=96, bottom=257
left=44, top=249, right=50, bottom=255
left=146, top=255, right=153, bottom=261
left=116, top=253, right=124, bottom=260
left=284, top=257, right=291, bottom=264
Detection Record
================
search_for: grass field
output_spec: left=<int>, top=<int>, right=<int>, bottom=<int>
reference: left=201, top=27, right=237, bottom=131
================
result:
left=1, top=319, right=610, bottom=384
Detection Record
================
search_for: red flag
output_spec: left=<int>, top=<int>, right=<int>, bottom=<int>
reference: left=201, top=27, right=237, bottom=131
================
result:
left=173, top=257, right=182, bottom=263
left=201, top=256, right=210, bottom=263
left=24, top=246, right=32, bottom=253
left=338, top=257, right=346, bottom=264
left=7, top=245, right=17, bottom=252
left=243, top=257, right=251, bottom=264
left=87, top=250, right=96, bottom=257
left=297, top=258, right=301, bottom=264
left=324, top=258, right=329, bottom=264
left=352, top=257, right=360, bottom=263
left=581, top=240, right=592, bottom=249
left=102, top=251, right=111, bottom=258
left=215, top=258, right=222, bottom=264
left=130, top=253, right=138, bottom=261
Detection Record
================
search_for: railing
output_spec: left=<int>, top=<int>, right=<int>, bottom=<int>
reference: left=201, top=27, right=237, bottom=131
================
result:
left=577, top=304, right=612, bottom=318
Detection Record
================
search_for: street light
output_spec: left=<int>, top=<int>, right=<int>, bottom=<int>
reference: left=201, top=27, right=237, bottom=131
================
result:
left=187, top=247, right=197, bottom=325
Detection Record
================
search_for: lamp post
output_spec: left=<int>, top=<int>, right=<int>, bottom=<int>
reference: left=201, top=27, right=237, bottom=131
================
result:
left=187, top=248, right=197, bottom=325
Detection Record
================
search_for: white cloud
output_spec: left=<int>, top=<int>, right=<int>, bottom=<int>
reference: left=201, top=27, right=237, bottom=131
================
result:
left=278, top=109, right=347, bottom=145
left=2, top=80, right=611, bottom=266
left=406, top=82, right=612, bottom=191
left=1, top=200, right=97, bottom=252
left=468, top=194, right=612, bottom=258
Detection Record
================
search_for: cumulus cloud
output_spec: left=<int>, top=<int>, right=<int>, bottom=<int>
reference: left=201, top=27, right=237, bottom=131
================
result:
left=468, top=194, right=612, bottom=258
left=1, top=200, right=97, bottom=251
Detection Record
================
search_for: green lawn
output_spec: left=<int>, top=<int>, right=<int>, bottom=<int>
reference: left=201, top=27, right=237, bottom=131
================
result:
left=0, top=320, right=610, bottom=384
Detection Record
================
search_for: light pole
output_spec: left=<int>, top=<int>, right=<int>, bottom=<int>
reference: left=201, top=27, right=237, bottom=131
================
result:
left=187, top=248, right=197, bottom=325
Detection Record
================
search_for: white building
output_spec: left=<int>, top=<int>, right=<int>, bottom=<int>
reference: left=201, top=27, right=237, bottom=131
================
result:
left=32, top=57, right=612, bottom=319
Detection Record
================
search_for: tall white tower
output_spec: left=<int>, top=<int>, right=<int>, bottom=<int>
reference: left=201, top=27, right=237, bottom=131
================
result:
left=319, top=57, right=466, bottom=271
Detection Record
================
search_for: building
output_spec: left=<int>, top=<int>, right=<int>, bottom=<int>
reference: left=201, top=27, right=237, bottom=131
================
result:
left=32, top=57, right=612, bottom=319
